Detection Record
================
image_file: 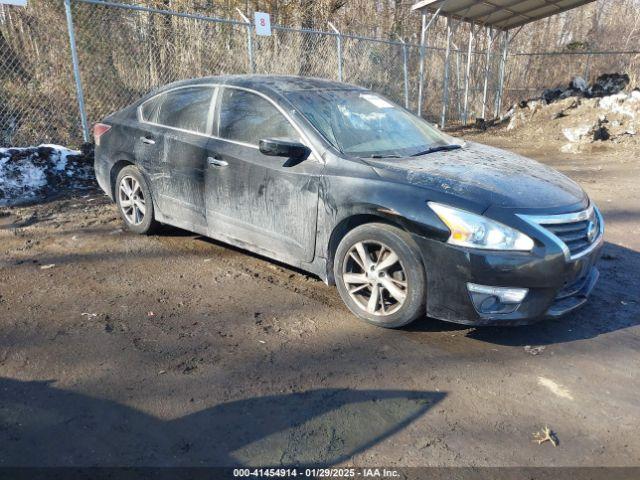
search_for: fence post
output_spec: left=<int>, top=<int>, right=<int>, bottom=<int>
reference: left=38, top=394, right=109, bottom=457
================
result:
left=398, top=37, right=409, bottom=109
left=236, top=9, right=255, bottom=73
left=583, top=53, right=591, bottom=81
left=247, top=25, right=255, bottom=73
left=64, top=0, right=89, bottom=143
left=328, top=22, right=342, bottom=82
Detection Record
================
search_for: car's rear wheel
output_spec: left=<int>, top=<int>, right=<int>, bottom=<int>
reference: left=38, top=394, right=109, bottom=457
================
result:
left=334, top=223, right=426, bottom=328
left=115, top=165, right=158, bottom=234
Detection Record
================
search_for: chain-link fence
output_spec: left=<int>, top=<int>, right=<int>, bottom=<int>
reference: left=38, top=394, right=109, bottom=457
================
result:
left=2, top=0, right=640, bottom=148
left=71, top=0, right=253, bottom=131
left=0, top=1, right=77, bottom=147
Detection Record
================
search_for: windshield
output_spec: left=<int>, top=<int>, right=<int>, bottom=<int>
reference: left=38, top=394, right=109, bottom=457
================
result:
left=286, top=89, right=459, bottom=158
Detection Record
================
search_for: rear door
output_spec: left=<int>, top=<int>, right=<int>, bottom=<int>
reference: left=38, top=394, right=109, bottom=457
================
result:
left=204, top=87, right=322, bottom=263
left=134, top=94, right=165, bottom=181
left=137, top=86, right=216, bottom=229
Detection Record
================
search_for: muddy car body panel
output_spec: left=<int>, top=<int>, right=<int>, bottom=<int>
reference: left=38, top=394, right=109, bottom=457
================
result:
left=95, top=75, right=604, bottom=326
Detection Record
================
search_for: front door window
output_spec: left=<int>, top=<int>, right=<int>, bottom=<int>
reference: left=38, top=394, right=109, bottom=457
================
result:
left=217, top=88, right=297, bottom=145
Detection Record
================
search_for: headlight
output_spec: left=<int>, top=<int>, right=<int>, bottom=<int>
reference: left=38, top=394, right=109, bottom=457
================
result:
left=429, top=202, right=534, bottom=251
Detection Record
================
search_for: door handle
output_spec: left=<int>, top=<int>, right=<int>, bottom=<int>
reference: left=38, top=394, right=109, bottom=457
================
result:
left=140, top=136, right=155, bottom=145
left=207, top=156, right=228, bottom=167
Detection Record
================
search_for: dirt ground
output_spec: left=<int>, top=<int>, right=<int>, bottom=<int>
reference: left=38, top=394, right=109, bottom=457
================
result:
left=1, top=130, right=639, bottom=468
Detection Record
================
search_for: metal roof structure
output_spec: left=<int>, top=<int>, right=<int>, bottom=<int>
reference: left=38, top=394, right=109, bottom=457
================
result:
left=410, top=0, right=599, bottom=127
left=411, top=0, right=597, bottom=31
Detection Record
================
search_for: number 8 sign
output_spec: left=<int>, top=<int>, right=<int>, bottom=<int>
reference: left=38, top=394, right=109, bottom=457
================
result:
left=254, top=12, right=272, bottom=36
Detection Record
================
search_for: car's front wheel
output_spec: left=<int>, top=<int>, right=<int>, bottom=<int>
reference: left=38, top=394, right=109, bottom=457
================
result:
left=334, top=223, right=426, bottom=328
left=115, top=165, right=158, bottom=234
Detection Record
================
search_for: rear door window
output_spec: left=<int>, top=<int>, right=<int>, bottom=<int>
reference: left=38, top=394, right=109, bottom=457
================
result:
left=217, top=88, right=297, bottom=145
left=150, top=87, right=214, bottom=134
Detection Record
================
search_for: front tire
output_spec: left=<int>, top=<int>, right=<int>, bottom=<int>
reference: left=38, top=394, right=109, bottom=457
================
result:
left=115, top=165, right=158, bottom=234
left=334, top=223, right=426, bottom=328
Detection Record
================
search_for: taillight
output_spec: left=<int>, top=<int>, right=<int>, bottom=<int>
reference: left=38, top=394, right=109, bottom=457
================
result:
left=93, top=123, right=111, bottom=146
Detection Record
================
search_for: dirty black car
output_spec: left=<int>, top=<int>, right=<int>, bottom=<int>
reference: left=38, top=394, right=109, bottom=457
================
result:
left=94, top=75, right=604, bottom=328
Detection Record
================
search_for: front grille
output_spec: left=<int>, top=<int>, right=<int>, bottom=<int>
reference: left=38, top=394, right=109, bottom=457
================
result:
left=520, top=206, right=602, bottom=260
left=539, top=215, right=598, bottom=257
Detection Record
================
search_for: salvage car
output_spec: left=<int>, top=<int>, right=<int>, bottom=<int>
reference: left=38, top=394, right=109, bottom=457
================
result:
left=94, top=75, right=604, bottom=328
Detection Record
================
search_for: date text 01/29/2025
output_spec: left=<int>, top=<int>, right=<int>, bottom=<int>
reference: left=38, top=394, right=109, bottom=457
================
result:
left=232, top=467, right=401, bottom=478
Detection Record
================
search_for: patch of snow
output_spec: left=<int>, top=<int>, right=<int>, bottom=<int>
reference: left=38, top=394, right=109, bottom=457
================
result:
left=560, top=143, right=580, bottom=154
left=528, top=100, right=541, bottom=111
left=599, top=92, right=639, bottom=119
left=0, top=144, right=90, bottom=207
left=41, top=144, right=77, bottom=171
left=570, top=76, right=588, bottom=92
left=0, top=155, right=47, bottom=199
left=506, top=111, right=528, bottom=131
left=500, top=105, right=516, bottom=122
left=538, top=376, right=574, bottom=400
left=562, top=125, right=591, bottom=142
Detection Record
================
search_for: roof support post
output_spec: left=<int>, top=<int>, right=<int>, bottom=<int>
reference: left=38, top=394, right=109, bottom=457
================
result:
left=417, top=7, right=441, bottom=116
left=462, top=24, right=475, bottom=125
left=494, top=29, right=510, bottom=118
left=440, top=16, right=454, bottom=128
left=417, top=14, right=427, bottom=116
left=481, top=27, right=495, bottom=120
left=453, top=41, right=462, bottom=121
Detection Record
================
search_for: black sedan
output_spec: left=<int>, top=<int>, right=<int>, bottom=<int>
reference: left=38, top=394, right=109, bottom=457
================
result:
left=93, top=75, right=604, bottom=328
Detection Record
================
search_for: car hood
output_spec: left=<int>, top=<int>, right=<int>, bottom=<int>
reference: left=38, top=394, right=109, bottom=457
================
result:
left=364, top=141, right=588, bottom=211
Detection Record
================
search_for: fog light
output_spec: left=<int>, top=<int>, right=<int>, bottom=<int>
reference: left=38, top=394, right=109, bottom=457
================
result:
left=467, top=283, right=528, bottom=315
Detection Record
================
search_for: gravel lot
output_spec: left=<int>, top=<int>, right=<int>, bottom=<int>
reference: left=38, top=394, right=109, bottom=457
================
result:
left=1, top=133, right=639, bottom=467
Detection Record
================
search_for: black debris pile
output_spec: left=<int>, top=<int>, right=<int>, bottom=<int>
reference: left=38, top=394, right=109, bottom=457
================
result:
left=535, top=73, right=630, bottom=106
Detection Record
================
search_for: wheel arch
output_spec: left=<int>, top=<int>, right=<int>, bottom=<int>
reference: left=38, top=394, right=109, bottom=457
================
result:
left=109, top=156, right=136, bottom=200
left=325, top=211, right=413, bottom=285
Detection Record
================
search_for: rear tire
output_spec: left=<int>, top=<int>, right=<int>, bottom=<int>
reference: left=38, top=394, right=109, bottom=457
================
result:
left=334, top=223, right=426, bottom=328
left=115, top=165, right=159, bottom=235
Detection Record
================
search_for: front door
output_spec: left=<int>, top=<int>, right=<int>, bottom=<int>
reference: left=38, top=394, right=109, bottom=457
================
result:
left=205, top=87, right=322, bottom=263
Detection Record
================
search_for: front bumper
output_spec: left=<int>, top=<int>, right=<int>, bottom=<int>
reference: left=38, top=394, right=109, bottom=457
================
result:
left=413, top=232, right=604, bottom=326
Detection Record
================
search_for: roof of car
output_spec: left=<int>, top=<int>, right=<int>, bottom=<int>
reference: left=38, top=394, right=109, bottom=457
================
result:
left=160, top=75, right=366, bottom=95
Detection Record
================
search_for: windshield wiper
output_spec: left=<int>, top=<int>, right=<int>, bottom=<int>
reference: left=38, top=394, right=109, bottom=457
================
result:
left=410, top=144, right=462, bottom=156
left=367, top=154, right=402, bottom=159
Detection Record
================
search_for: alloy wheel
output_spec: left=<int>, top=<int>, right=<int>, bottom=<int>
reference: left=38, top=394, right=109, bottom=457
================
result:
left=342, top=240, right=408, bottom=316
left=119, top=175, right=146, bottom=225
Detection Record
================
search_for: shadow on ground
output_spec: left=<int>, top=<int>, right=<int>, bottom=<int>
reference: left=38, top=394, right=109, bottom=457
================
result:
left=0, top=378, right=444, bottom=467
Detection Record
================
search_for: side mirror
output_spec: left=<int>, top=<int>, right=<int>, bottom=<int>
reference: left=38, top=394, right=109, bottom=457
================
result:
left=259, top=138, right=311, bottom=160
